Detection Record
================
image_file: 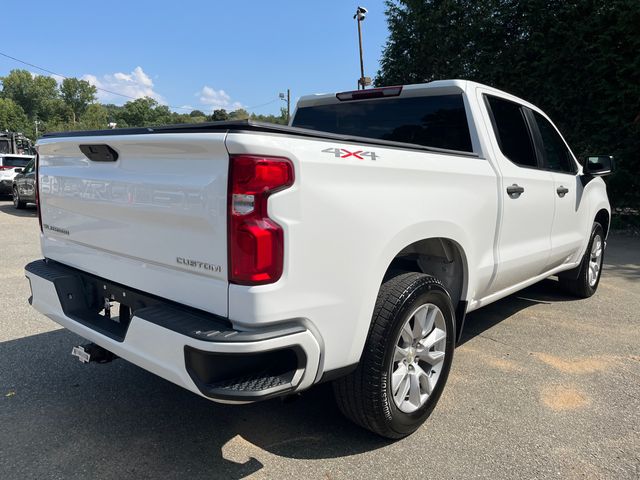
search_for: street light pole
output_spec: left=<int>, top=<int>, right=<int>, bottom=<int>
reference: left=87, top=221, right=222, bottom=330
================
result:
left=357, top=12, right=365, bottom=89
left=279, top=89, right=291, bottom=124
left=354, top=6, right=369, bottom=89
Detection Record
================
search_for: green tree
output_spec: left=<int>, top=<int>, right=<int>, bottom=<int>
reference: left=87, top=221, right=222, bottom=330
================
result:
left=153, top=104, right=173, bottom=125
left=228, top=108, right=249, bottom=121
left=60, top=78, right=97, bottom=124
left=102, top=104, right=124, bottom=127
left=190, top=109, right=205, bottom=117
left=79, top=104, right=109, bottom=130
left=0, top=97, right=30, bottom=134
left=118, top=97, right=161, bottom=127
left=377, top=0, right=640, bottom=208
left=250, top=107, right=289, bottom=125
left=0, top=69, right=60, bottom=121
left=210, top=109, right=229, bottom=121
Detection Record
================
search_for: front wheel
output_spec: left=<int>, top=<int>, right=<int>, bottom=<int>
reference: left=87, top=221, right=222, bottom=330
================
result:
left=13, top=186, right=26, bottom=209
left=333, top=272, right=456, bottom=439
left=559, top=222, right=605, bottom=298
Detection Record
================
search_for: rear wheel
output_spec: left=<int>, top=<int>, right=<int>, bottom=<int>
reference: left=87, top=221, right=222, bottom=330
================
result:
left=559, top=222, right=605, bottom=298
left=13, top=186, right=26, bottom=209
left=333, top=272, right=455, bottom=439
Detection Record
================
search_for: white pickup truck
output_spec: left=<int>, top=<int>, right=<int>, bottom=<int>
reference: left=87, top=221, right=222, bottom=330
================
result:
left=26, top=80, right=613, bottom=438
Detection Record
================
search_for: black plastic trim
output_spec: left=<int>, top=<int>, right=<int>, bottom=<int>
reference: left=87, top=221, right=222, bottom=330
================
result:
left=580, top=174, right=596, bottom=187
left=318, top=363, right=359, bottom=383
left=79, top=144, right=119, bottom=162
left=455, top=300, right=468, bottom=344
left=40, top=120, right=480, bottom=159
left=25, top=259, right=305, bottom=344
left=135, top=304, right=305, bottom=343
left=26, top=259, right=132, bottom=341
left=184, top=345, right=306, bottom=401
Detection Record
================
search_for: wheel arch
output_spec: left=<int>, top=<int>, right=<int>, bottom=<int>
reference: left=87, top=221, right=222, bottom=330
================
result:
left=346, top=222, right=476, bottom=371
left=371, top=224, right=473, bottom=344
left=384, top=237, right=469, bottom=309
left=594, top=208, right=610, bottom=239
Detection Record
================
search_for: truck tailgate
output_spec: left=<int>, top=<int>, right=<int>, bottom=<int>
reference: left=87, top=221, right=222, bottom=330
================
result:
left=36, top=133, right=229, bottom=316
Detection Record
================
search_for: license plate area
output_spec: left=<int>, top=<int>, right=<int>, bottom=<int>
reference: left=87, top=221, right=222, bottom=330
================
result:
left=52, top=269, right=163, bottom=342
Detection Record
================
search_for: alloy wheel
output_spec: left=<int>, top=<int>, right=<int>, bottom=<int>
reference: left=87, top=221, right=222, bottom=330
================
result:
left=390, top=302, right=447, bottom=413
left=588, top=234, right=603, bottom=287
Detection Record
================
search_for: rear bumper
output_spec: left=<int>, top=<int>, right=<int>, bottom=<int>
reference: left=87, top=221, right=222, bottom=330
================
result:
left=25, top=259, right=321, bottom=403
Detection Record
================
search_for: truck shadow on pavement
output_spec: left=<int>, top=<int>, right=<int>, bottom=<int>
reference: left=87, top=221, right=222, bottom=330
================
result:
left=460, top=278, right=578, bottom=345
left=0, top=329, right=388, bottom=479
left=0, top=201, right=37, bottom=218
left=0, top=269, right=631, bottom=478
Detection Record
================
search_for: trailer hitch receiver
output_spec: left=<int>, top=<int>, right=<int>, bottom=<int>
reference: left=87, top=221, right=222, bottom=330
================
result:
left=71, top=343, right=117, bottom=364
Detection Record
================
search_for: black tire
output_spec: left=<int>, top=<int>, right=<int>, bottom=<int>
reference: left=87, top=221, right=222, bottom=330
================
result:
left=559, top=222, right=605, bottom=298
left=13, top=186, right=26, bottom=209
left=333, top=271, right=456, bottom=439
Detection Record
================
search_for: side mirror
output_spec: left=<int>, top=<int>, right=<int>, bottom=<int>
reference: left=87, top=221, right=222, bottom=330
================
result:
left=583, top=155, right=615, bottom=176
left=14, top=168, right=23, bottom=174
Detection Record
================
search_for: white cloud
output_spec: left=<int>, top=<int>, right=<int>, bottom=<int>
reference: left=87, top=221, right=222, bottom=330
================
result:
left=51, top=74, right=65, bottom=85
left=82, top=67, right=165, bottom=104
left=197, top=86, right=243, bottom=111
left=30, top=71, right=64, bottom=85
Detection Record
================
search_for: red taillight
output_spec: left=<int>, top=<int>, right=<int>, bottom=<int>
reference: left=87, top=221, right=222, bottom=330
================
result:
left=35, top=152, right=43, bottom=233
left=228, top=155, right=294, bottom=285
left=0, top=165, right=14, bottom=170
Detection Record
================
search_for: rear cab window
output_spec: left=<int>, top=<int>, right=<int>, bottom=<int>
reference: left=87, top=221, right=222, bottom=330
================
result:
left=1, top=156, right=32, bottom=168
left=292, top=94, right=473, bottom=153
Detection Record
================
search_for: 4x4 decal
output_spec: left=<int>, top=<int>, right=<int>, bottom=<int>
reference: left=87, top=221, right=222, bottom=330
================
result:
left=322, top=147, right=378, bottom=161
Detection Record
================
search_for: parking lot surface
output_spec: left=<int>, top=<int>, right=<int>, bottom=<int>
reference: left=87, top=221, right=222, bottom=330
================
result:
left=1, top=199, right=638, bottom=479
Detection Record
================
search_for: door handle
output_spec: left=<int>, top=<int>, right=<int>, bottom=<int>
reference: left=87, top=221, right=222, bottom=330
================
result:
left=556, top=186, right=569, bottom=197
left=506, top=184, right=525, bottom=197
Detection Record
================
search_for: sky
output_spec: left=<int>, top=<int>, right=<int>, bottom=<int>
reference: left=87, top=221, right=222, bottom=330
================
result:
left=0, top=0, right=390, bottom=115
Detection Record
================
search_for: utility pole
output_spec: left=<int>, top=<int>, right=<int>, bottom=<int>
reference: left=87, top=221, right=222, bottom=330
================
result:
left=279, top=89, right=291, bottom=123
left=34, top=117, right=40, bottom=138
left=354, top=6, right=370, bottom=89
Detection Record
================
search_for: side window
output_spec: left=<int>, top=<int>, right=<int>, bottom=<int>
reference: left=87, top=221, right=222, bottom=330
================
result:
left=486, top=95, right=538, bottom=168
left=24, top=160, right=35, bottom=174
left=532, top=112, right=575, bottom=174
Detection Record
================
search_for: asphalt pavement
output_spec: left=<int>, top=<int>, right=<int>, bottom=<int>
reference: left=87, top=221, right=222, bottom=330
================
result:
left=0, top=198, right=638, bottom=479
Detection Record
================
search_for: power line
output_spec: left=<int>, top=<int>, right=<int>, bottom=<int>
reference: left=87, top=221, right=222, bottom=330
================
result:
left=0, top=51, right=280, bottom=114
left=245, top=99, right=279, bottom=110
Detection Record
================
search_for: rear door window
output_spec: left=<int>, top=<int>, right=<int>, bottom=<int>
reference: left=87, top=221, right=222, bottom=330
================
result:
left=486, top=95, right=538, bottom=168
left=292, top=94, right=473, bottom=152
